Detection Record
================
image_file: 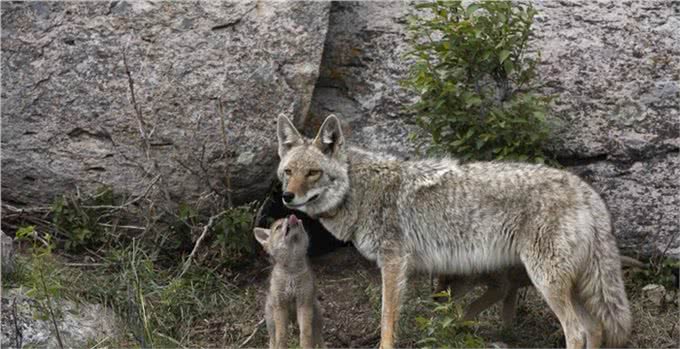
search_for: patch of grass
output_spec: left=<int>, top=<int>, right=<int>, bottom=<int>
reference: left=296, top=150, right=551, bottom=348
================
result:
left=412, top=289, right=485, bottom=348
left=8, top=185, right=260, bottom=347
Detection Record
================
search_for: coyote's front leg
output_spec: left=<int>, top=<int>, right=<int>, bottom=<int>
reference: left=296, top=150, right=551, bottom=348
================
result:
left=379, top=252, right=408, bottom=349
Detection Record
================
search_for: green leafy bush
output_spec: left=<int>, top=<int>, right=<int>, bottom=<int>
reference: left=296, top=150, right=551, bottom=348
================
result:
left=403, top=0, right=553, bottom=163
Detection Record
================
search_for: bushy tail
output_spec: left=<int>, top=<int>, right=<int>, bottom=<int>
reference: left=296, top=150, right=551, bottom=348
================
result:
left=578, top=223, right=632, bottom=347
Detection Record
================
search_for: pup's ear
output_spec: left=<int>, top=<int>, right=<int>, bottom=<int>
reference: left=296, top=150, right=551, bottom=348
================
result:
left=312, top=114, right=344, bottom=157
left=277, top=114, right=303, bottom=158
left=253, top=228, right=271, bottom=253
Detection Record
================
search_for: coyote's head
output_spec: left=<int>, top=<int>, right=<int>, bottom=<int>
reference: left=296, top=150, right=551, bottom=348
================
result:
left=253, top=215, right=309, bottom=262
left=275, top=114, right=349, bottom=217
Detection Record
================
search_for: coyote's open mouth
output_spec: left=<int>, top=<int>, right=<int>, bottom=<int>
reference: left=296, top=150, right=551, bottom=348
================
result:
left=285, top=193, right=320, bottom=208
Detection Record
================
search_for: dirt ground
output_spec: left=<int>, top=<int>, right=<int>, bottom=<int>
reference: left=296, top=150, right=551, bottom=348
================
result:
left=231, top=246, right=679, bottom=348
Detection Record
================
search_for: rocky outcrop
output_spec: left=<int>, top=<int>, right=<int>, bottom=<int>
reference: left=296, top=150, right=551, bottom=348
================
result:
left=531, top=0, right=679, bottom=257
left=2, top=1, right=677, bottom=257
left=1, top=288, right=120, bottom=348
left=308, top=1, right=423, bottom=157
left=307, top=1, right=678, bottom=257
left=1, top=1, right=330, bottom=206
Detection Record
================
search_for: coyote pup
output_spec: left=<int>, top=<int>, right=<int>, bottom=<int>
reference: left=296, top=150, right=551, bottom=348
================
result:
left=275, top=114, right=631, bottom=349
left=254, top=215, right=325, bottom=349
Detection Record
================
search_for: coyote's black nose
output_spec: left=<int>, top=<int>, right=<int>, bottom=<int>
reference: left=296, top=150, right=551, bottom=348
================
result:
left=282, top=192, right=295, bottom=203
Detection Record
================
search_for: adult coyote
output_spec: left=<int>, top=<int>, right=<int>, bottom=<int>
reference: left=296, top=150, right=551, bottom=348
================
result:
left=275, top=114, right=631, bottom=349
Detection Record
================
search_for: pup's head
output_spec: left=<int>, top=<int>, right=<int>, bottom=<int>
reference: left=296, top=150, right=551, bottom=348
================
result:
left=253, top=215, right=309, bottom=262
left=276, top=114, right=349, bottom=216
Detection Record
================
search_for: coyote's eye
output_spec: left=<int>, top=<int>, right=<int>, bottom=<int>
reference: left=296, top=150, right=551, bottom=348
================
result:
left=284, top=169, right=292, bottom=176
left=307, top=169, right=322, bottom=177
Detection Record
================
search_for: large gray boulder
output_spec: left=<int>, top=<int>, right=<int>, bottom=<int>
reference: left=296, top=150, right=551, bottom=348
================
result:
left=308, top=1, right=423, bottom=158
left=530, top=0, right=679, bottom=257
left=1, top=288, right=119, bottom=348
left=1, top=1, right=330, bottom=206
left=308, top=1, right=679, bottom=257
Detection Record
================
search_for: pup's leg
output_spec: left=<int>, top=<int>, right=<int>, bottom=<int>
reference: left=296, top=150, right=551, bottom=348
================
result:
left=379, top=254, right=408, bottom=349
left=297, top=302, right=314, bottom=349
left=265, top=301, right=276, bottom=349
left=272, top=305, right=289, bottom=349
left=312, top=300, right=326, bottom=348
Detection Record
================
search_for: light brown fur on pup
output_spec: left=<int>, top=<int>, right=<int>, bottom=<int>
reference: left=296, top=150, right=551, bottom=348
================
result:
left=254, top=215, right=325, bottom=349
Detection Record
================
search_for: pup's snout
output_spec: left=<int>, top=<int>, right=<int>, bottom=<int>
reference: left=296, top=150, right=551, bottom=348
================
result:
left=288, top=214, right=300, bottom=226
left=282, top=191, right=295, bottom=203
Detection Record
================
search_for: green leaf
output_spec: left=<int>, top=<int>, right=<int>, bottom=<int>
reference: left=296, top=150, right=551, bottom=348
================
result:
left=499, top=49, right=511, bottom=63
left=465, top=3, right=481, bottom=15
left=503, top=59, right=514, bottom=74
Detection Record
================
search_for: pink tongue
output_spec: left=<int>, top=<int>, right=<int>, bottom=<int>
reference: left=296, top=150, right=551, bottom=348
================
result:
left=288, top=214, right=300, bottom=226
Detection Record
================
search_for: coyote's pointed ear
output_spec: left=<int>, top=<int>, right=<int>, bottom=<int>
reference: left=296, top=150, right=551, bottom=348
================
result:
left=277, top=114, right=303, bottom=158
left=312, top=114, right=344, bottom=157
left=253, top=227, right=271, bottom=253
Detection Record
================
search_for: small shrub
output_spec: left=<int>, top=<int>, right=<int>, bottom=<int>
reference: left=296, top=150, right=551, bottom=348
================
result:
left=403, top=0, right=554, bottom=163
left=631, top=257, right=680, bottom=290
left=211, top=205, right=256, bottom=268
left=51, top=186, right=115, bottom=251
left=15, top=225, right=66, bottom=347
left=415, top=290, right=485, bottom=348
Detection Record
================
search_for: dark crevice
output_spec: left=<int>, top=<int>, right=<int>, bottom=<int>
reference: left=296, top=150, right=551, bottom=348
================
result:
left=150, top=141, right=174, bottom=147
left=67, top=127, right=113, bottom=143
left=557, top=153, right=608, bottom=167
left=558, top=146, right=679, bottom=167
left=211, top=19, right=241, bottom=31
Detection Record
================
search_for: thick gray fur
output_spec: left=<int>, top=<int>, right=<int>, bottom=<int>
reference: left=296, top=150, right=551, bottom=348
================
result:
left=276, top=114, right=631, bottom=349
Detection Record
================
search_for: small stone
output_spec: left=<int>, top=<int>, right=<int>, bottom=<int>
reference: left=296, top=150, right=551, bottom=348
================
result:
left=641, top=284, right=666, bottom=306
left=1, top=231, right=14, bottom=277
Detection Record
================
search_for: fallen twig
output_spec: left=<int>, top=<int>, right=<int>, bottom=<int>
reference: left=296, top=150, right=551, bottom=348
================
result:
left=240, top=318, right=266, bottom=347
left=12, top=297, right=22, bottom=349
left=179, top=211, right=228, bottom=277
left=97, top=223, right=146, bottom=231
left=64, top=262, right=110, bottom=267
left=39, top=268, right=65, bottom=349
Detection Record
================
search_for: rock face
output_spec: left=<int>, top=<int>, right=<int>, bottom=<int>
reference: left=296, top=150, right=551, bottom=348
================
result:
left=307, top=1, right=678, bottom=257
left=530, top=0, right=680, bottom=257
left=308, top=1, right=424, bottom=158
left=2, top=1, right=677, bottom=257
left=1, top=288, right=119, bottom=348
left=1, top=1, right=330, bottom=206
